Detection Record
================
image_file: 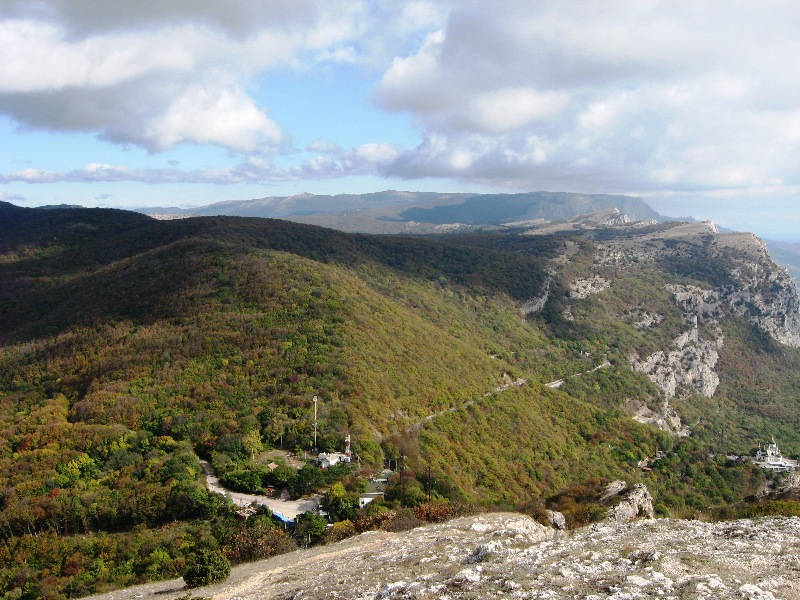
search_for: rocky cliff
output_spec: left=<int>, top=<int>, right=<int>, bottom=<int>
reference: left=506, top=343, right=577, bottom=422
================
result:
left=545, top=215, right=800, bottom=434
left=608, top=224, right=800, bottom=350
left=574, top=218, right=800, bottom=392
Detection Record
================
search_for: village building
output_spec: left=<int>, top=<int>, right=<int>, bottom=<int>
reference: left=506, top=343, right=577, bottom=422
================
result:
left=359, top=492, right=385, bottom=508
left=316, top=434, right=353, bottom=469
left=317, top=452, right=347, bottom=469
left=752, top=438, right=797, bottom=472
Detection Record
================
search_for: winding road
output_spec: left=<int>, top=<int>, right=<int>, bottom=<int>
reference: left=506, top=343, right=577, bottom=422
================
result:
left=410, top=357, right=611, bottom=430
left=545, top=357, right=611, bottom=388
left=200, top=360, right=611, bottom=516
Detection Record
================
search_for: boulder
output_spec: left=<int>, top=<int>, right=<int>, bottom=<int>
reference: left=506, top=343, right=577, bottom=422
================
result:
left=545, top=509, right=566, bottom=530
left=603, top=482, right=655, bottom=523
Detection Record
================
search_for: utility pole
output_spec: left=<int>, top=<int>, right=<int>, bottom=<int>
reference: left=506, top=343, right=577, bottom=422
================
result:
left=399, top=454, right=407, bottom=506
left=313, top=395, right=318, bottom=453
left=425, top=460, right=433, bottom=502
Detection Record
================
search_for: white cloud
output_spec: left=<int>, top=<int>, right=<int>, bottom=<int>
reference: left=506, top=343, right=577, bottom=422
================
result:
left=0, top=142, right=402, bottom=185
left=376, top=29, right=447, bottom=115
left=0, top=1, right=425, bottom=153
left=373, top=1, right=800, bottom=201
left=355, top=143, right=400, bottom=164
left=464, top=88, right=568, bottom=134
left=0, top=190, right=27, bottom=202
left=307, top=140, right=341, bottom=154
left=0, top=19, right=198, bottom=92
left=145, top=85, right=283, bottom=153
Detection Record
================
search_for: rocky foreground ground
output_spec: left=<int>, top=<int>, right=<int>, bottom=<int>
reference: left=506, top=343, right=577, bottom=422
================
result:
left=84, top=511, right=800, bottom=600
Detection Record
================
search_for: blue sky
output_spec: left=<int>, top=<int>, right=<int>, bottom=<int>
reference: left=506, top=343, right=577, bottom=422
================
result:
left=1, top=1, right=799, bottom=241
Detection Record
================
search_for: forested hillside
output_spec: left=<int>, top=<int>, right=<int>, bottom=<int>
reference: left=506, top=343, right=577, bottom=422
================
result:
left=1, top=201, right=799, bottom=598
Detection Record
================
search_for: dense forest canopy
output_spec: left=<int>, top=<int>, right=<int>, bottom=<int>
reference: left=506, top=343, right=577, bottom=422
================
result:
left=1, top=201, right=799, bottom=598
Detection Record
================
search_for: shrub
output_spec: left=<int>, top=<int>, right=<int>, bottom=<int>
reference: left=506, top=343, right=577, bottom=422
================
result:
left=324, top=519, right=356, bottom=543
left=413, top=500, right=473, bottom=523
left=182, top=549, right=231, bottom=588
left=219, top=469, right=263, bottom=494
left=224, top=526, right=296, bottom=563
left=382, top=508, right=423, bottom=532
left=354, top=508, right=396, bottom=533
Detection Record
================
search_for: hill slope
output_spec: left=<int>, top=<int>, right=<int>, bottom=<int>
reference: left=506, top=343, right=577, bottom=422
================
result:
left=2, top=201, right=800, bottom=597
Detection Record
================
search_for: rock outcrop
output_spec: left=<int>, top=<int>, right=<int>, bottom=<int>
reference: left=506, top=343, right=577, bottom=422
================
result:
left=545, top=509, right=566, bottom=530
left=625, top=396, right=689, bottom=435
left=631, top=326, right=724, bottom=399
left=603, top=481, right=655, bottom=523
left=94, top=512, right=800, bottom=600
left=569, top=275, right=611, bottom=299
left=520, top=276, right=554, bottom=315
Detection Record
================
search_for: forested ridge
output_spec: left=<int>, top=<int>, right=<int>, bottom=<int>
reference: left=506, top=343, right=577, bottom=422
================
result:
left=1, top=201, right=799, bottom=598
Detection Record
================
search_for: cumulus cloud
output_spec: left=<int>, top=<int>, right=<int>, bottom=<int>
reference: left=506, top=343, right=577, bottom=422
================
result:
left=375, top=1, right=800, bottom=196
left=4, top=0, right=318, bottom=38
left=144, top=85, right=282, bottom=152
left=1, top=0, right=799, bottom=213
left=0, top=0, right=416, bottom=153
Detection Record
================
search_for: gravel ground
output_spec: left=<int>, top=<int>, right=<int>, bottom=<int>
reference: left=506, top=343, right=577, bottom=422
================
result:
left=200, top=460, right=321, bottom=520
left=80, top=512, right=800, bottom=600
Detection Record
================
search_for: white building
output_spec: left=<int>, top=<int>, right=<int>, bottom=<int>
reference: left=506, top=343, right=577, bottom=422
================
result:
left=753, top=439, right=797, bottom=472
left=317, top=434, right=353, bottom=469
left=317, top=452, right=346, bottom=469
left=359, top=492, right=385, bottom=508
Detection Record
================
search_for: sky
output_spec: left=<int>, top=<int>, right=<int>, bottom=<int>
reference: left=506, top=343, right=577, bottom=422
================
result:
left=1, top=1, right=799, bottom=241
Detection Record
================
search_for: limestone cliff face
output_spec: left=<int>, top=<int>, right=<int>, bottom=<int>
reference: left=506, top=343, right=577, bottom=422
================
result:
left=672, top=233, right=800, bottom=348
left=520, top=276, right=554, bottom=315
left=593, top=221, right=800, bottom=386
left=663, top=237, right=800, bottom=349
left=721, top=234, right=800, bottom=347
left=631, top=326, right=723, bottom=399
left=567, top=220, right=800, bottom=424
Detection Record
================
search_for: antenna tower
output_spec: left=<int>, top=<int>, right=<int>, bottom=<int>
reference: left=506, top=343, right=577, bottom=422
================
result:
left=313, top=395, right=318, bottom=453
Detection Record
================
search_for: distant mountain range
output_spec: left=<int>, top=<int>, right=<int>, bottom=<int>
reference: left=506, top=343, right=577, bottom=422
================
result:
left=137, top=190, right=664, bottom=228
left=136, top=190, right=799, bottom=285
left=397, top=191, right=662, bottom=225
left=138, top=190, right=469, bottom=223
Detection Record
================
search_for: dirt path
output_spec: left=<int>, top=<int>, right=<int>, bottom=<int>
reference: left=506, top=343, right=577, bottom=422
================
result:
left=411, top=357, right=611, bottom=430
left=407, top=375, right=527, bottom=432
left=545, top=357, right=611, bottom=388
left=200, top=460, right=321, bottom=520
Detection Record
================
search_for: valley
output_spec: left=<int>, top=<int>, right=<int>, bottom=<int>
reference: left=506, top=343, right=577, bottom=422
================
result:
left=1, top=198, right=800, bottom=598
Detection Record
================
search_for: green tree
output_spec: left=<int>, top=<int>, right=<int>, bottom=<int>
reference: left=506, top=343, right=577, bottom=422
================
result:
left=324, top=482, right=359, bottom=522
left=294, top=511, right=326, bottom=547
left=183, top=548, right=231, bottom=588
left=289, top=465, right=324, bottom=498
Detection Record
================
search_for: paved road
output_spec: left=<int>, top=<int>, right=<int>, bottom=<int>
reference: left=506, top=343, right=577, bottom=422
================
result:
left=200, top=460, right=321, bottom=520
